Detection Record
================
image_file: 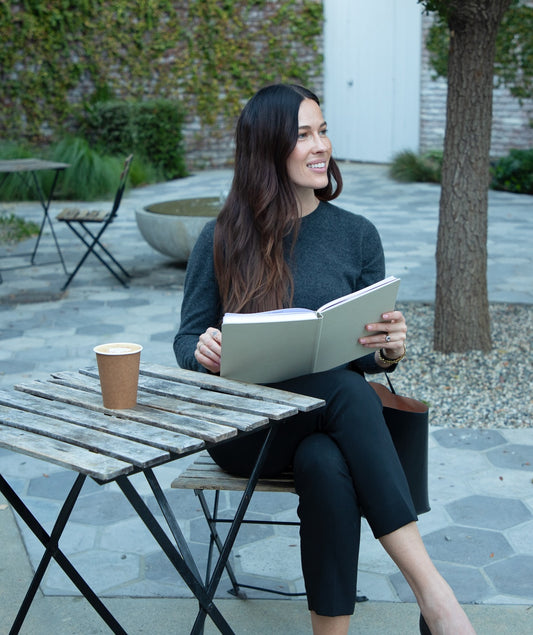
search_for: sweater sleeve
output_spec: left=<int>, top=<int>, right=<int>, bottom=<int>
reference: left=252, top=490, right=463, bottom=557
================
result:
left=355, top=216, right=386, bottom=291
left=349, top=217, right=392, bottom=375
left=173, top=221, right=222, bottom=372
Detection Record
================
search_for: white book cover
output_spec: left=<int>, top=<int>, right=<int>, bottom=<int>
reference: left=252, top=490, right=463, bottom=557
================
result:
left=220, top=276, right=400, bottom=384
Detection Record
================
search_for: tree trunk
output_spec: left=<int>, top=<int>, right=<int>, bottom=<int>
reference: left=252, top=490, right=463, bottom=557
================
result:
left=434, top=0, right=511, bottom=353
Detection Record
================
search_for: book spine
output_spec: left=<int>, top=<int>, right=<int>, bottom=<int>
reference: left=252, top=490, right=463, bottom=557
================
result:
left=311, top=314, right=325, bottom=372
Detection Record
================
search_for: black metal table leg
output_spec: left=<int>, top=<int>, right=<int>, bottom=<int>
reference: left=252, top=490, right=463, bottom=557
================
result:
left=0, top=473, right=127, bottom=635
left=191, top=422, right=280, bottom=634
left=30, top=169, right=68, bottom=273
left=116, top=474, right=235, bottom=635
left=144, top=468, right=203, bottom=582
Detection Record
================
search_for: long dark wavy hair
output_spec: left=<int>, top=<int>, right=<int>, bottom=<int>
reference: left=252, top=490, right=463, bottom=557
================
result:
left=214, top=83, right=343, bottom=314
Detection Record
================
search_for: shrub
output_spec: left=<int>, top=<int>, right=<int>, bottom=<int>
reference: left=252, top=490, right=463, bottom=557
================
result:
left=81, top=99, right=187, bottom=180
left=389, top=150, right=443, bottom=184
left=491, top=148, right=533, bottom=194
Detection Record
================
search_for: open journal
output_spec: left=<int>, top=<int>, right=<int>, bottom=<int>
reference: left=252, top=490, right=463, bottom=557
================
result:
left=220, top=275, right=400, bottom=384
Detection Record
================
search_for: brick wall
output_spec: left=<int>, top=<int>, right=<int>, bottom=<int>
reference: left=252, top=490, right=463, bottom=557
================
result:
left=419, top=12, right=533, bottom=158
left=181, top=3, right=324, bottom=170
left=190, top=8, right=532, bottom=168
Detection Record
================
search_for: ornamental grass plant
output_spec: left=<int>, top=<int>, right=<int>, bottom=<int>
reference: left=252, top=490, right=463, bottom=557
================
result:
left=389, top=150, right=443, bottom=184
left=0, top=137, right=158, bottom=202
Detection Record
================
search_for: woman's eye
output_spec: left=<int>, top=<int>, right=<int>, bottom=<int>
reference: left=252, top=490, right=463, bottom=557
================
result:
left=319, top=129, right=328, bottom=136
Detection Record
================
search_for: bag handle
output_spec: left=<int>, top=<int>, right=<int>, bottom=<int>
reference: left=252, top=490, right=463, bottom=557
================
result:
left=385, top=371, right=396, bottom=395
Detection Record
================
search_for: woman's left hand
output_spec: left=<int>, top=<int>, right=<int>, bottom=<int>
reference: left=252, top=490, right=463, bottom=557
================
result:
left=359, top=310, right=407, bottom=361
left=195, top=328, right=222, bottom=373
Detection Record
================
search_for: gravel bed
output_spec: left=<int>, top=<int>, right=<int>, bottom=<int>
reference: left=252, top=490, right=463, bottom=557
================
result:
left=373, top=302, right=532, bottom=429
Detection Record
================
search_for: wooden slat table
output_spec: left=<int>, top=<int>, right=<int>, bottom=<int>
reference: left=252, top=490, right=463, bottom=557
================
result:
left=0, top=363, right=324, bottom=634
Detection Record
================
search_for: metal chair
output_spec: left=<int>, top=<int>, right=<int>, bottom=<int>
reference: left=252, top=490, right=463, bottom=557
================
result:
left=57, top=154, right=133, bottom=290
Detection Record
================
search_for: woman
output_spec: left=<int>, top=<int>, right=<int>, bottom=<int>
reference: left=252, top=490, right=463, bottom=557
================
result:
left=174, top=84, right=475, bottom=635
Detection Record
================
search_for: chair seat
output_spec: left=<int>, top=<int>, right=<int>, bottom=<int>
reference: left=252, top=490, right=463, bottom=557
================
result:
left=57, top=207, right=108, bottom=222
left=171, top=451, right=296, bottom=493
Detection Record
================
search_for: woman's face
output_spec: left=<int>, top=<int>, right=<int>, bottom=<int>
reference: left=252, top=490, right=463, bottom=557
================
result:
left=286, top=98, right=332, bottom=197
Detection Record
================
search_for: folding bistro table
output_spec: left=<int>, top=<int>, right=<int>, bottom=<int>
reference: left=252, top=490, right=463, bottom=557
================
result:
left=0, top=159, right=69, bottom=274
left=0, top=363, right=324, bottom=634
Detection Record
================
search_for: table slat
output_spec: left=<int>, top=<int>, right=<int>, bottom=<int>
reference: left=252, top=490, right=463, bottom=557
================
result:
left=15, top=381, right=230, bottom=446
left=0, top=159, right=69, bottom=172
left=0, top=405, right=169, bottom=469
left=51, top=372, right=268, bottom=432
left=80, top=367, right=299, bottom=420
left=139, top=363, right=325, bottom=412
left=0, top=389, right=206, bottom=454
left=0, top=424, right=132, bottom=481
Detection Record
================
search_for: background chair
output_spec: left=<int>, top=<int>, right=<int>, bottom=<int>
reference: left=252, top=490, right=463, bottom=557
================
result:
left=57, top=154, right=133, bottom=290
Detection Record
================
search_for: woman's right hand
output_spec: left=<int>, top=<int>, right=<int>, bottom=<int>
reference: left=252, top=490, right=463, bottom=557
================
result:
left=194, top=328, right=222, bottom=373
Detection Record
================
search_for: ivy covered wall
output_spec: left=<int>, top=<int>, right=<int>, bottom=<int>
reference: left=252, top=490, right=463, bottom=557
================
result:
left=0, top=0, right=324, bottom=168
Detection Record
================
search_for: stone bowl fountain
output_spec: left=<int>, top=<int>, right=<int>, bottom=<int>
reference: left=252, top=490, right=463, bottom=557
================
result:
left=135, top=197, right=220, bottom=262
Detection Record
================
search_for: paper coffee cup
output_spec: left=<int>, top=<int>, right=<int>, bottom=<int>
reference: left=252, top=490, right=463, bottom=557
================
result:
left=93, top=342, right=143, bottom=409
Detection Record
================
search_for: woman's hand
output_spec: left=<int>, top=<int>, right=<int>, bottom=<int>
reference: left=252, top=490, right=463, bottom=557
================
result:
left=195, top=328, right=222, bottom=373
left=359, top=310, right=407, bottom=367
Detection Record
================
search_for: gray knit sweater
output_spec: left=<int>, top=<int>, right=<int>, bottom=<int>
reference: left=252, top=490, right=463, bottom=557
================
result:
left=174, top=201, right=387, bottom=375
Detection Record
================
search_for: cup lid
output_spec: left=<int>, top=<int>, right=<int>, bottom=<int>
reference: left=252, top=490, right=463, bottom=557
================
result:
left=93, top=342, right=143, bottom=355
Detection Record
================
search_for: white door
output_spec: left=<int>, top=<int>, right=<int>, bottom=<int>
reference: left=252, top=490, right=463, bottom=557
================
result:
left=324, top=0, right=422, bottom=163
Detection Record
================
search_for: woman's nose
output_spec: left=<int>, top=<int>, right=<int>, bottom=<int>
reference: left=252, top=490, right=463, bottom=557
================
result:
left=313, top=132, right=330, bottom=152
left=313, top=134, right=327, bottom=151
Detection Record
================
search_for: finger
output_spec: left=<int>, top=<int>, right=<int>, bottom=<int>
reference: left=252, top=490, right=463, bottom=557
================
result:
left=382, top=310, right=405, bottom=322
left=195, top=346, right=220, bottom=373
left=208, top=330, right=222, bottom=354
left=199, top=343, right=214, bottom=360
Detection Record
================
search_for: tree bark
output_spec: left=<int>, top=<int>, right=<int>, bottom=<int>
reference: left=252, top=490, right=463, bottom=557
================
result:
left=433, top=0, right=511, bottom=352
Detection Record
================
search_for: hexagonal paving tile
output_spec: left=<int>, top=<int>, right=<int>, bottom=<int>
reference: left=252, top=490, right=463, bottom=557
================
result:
left=423, top=525, right=514, bottom=567
left=446, top=495, right=531, bottom=530
left=100, top=517, right=164, bottom=554
left=144, top=549, right=197, bottom=587
left=189, top=510, right=275, bottom=547
left=485, top=554, right=533, bottom=598
left=487, top=444, right=533, bottom=471
left=237, top=535, right=302, bottom=580
left=432, top=428, right=506, bottom=450
left=69, top=490, right=137, bottom=525
left=75, top=323, right=125, bottom=336
left=144, top=488, right=207, bottom=521
left=229, top=490, right=299, bottom=515
left=43, top=549, right=141, bottom=595
left=506, top=520, right=533, bottom=555
left=27, top=470, right=100, bottom=499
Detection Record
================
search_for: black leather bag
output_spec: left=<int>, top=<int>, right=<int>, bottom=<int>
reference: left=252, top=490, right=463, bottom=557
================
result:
left=369, top=375, right=430, bottom=515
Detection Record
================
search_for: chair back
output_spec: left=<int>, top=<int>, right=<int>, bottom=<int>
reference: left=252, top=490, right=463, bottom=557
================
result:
left=109, top=154, right=133, bottom=219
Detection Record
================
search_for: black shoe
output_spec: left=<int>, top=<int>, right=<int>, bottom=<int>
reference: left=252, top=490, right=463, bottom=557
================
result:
left=419, top=613, right=431, bottom=635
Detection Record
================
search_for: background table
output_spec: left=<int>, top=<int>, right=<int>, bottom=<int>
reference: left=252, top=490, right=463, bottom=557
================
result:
left=0, top=159, right=69, bottom=276
left=0, top=363, right=324, bottom=634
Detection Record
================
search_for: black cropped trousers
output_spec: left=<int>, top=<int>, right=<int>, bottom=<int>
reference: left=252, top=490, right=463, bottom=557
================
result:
left=208, top=367, right=417, bottom=616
